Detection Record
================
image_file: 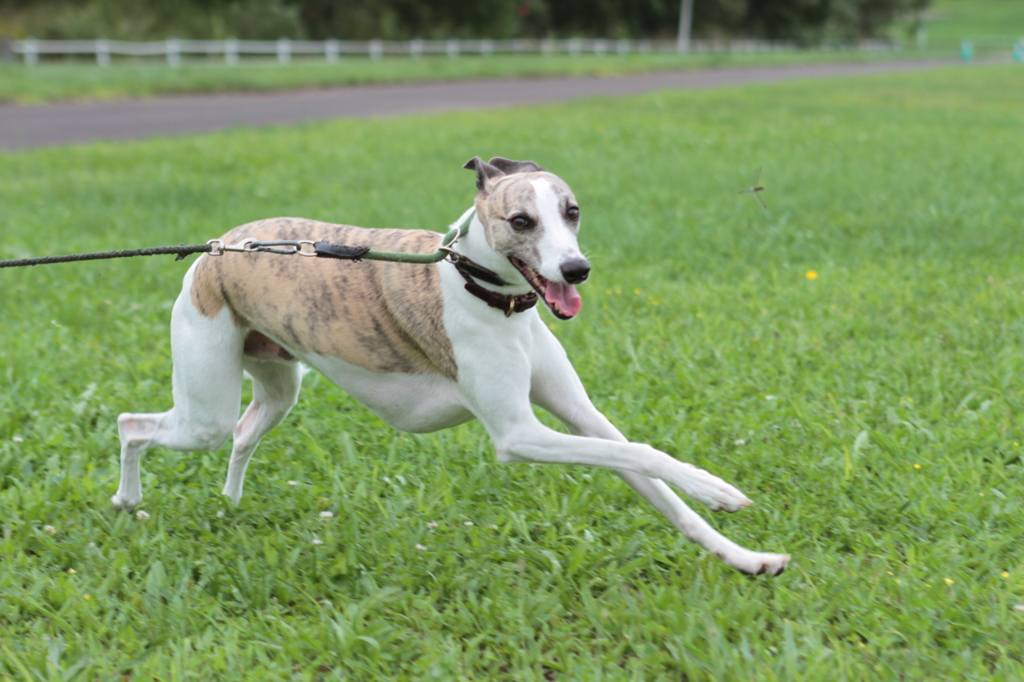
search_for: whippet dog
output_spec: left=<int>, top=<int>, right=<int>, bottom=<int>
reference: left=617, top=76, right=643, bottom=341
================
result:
left=112, top=157, right=789, bottom=576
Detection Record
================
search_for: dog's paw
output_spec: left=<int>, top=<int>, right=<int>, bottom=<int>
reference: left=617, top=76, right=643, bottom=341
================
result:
left=726, top=551, right=790, bottom=577
left=678, top=466, right=752, bottom=512
left=111, top=492, right=142, bottom=511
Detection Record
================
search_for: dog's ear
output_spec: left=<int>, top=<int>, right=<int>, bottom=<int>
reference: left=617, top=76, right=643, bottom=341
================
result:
left=487, top=157, right=545, bottom=174
left=463, top=156, right=505, bottom=192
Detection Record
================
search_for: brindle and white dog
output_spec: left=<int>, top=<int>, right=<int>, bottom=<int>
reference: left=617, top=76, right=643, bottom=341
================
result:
left=112, top=157, right=789, bottom=576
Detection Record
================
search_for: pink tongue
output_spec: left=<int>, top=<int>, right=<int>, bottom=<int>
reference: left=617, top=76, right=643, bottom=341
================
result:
left=544, top=282, right=582, bottom=317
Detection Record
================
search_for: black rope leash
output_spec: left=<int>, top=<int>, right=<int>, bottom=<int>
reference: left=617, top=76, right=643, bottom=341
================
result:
left=0, top=212, right=474, bottom=270
left=0, top=244, right=214, bottom=269
left=0, top=241, right=378, bottom=269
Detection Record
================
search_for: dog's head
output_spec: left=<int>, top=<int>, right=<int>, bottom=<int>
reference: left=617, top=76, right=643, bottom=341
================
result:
left=463, top=156, right=589, bottom=320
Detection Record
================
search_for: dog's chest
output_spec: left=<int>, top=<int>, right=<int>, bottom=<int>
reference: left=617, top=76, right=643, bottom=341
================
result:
left=190, top=218, right=459, bottom=379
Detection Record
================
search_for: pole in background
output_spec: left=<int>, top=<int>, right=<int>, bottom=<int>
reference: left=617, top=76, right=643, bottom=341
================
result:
left=225, top=37, right=239, bottom=65
left=95, top=37, right=110, bottom=66
left=166, top=38, right=181, bottom=67
left=677, top=0, right=694, bottom=53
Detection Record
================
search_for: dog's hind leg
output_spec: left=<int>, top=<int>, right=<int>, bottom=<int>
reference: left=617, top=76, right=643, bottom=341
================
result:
left=221, top=357, right=303, bottom=506
left=112, top=289, right=246, bottom=510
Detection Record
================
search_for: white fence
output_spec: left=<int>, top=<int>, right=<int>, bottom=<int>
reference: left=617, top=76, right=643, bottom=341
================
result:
left=7, top=37, right=904, bottom=66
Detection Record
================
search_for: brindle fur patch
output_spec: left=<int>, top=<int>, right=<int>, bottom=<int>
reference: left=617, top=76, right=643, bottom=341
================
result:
left=190, top=218, right=457, bottom=379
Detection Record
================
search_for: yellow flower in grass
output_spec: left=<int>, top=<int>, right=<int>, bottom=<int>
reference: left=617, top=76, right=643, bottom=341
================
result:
left=1002, top=572, right=1010, bottom=579
left=806, top=270, right=819, bottom=280
left=944, top=578, right=954, bottom=585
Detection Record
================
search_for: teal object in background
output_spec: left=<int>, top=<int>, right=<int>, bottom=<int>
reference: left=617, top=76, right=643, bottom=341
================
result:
left=960, top=40, right=973, bottom=61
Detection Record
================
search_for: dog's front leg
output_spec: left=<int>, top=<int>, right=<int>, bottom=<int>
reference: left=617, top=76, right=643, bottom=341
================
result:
left=523, top=322, right=789, bottom=576
left=501, top=322, right=747, bottom=511
left=612, top=472, right=789, bottom=575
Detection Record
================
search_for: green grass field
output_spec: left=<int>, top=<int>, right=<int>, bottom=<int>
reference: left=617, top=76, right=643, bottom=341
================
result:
left=2, top=64, right=1024, bottom=679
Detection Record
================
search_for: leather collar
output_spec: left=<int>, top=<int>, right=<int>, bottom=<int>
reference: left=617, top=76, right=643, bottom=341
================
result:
left=447, top=251, right=508, bottom=287
left=448, top=253, right=538, bottom=317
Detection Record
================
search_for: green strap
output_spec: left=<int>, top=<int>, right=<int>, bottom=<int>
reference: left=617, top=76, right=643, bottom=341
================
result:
left=359, top=211, right=472, bottom=264
left=359, top=248, right=447, bottom=264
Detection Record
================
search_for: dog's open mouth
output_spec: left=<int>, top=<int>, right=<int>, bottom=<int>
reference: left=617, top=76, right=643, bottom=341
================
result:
left=509, top=257, right=582, bottom=320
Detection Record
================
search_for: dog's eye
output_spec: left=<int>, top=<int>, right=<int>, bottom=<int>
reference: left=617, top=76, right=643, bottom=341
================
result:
left=566, top=206, right=580, bottom=221
left=510, top=215, right=533, bottom=230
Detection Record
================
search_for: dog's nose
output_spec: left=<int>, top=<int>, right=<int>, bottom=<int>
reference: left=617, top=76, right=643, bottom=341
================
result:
left=560, top=258, right=591, bottom=285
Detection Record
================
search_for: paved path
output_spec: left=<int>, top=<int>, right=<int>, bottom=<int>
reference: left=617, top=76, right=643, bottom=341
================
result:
left=0, top=60, right=953, bottom=151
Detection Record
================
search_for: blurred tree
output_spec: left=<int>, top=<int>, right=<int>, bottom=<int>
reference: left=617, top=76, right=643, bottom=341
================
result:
left=0, top=0, right=305, bottom=39
left=736, top=0, right=918, bottom=43
left=0, top=0, right=930, bottom=42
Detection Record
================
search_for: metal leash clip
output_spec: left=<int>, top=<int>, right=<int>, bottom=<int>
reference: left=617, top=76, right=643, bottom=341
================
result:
left=438, top=221, right=464, bottom=264
left=245, top=239, right=318, bottom=256
left=207, top=238, right=317, bottom=257
left=206, top=237, right=255, bottom=256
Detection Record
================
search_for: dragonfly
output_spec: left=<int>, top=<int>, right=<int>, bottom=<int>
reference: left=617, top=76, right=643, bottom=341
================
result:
left=737, top=167, right=767, bottom=209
